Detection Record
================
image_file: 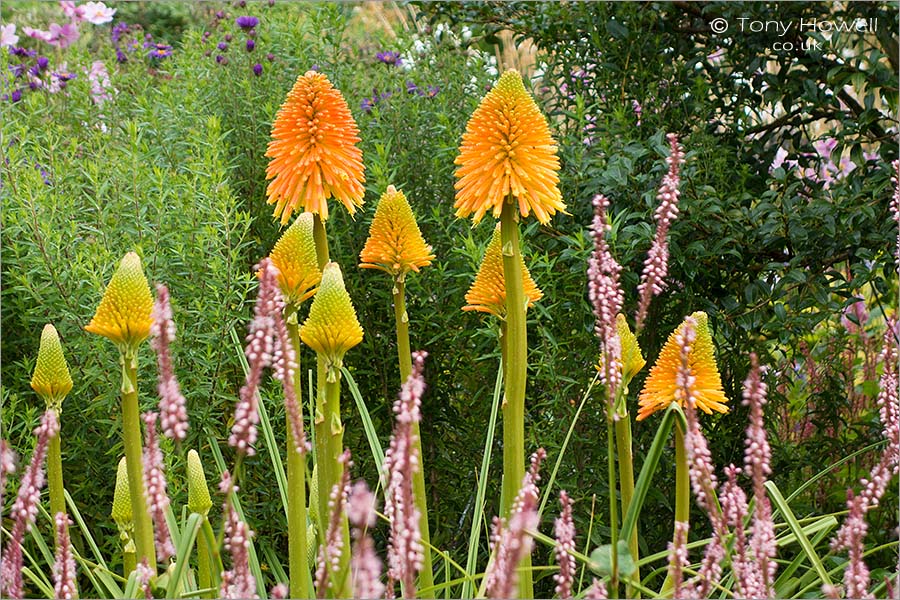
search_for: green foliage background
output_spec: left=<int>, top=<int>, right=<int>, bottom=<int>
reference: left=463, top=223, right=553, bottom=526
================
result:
left=1, top=0, right=898, bottom=595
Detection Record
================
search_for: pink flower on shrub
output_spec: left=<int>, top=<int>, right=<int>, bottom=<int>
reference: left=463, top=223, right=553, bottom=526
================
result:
left=0, top=24, right=19, bottom=48
left=81, top=2, right=116, bottom=25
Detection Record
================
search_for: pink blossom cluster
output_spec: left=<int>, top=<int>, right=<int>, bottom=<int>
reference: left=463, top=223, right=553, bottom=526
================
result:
left=553, top=491, right=576, bottom=599
left=271, top=281, right=309, bottom=456
left=52, top=512, right=78, bottom=600
left=584, top=578, right=609, bottom=599
left=219, top=472, right=258, bottom=599
left=0, top=440, right=16, bottom=518
left=316, top=451, right=351, bottom=599
left=587, top=193, right=623, bottom=405
left=269, top=583, right=289, bottom=599
left=0, top=409, right=58, bottom=600
left=384, top=352, right=427, bottom=598
left=635, top=133, right=685, bottom=331
left=769, top=138, right=876, bottom=189
left=667, top=520, right=690, bottom=599
left=21, top=2, right=116, bottom=51
left=483, top=448, right=545, bottom=600
left=141, top=412, right=175, bottom=562
left=150, top=284, right=189, bottom=441
left=348, top=480, right=385, bottom=600
left=136, top=559, right=154, bottom=600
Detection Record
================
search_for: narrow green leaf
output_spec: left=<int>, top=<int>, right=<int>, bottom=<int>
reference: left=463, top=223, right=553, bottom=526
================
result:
left=342, top=366, right=385, bottom=471
left=92, top=566, right=125, bottom=599
left=21, top=566, right=55, bottom=599
left=65, top=489, right=110, bottom=570
left=774, top=521, right=834, bottom=597
left=166, top=513, right=203, bottom=598
left=765, top=480, right=832, bottom=587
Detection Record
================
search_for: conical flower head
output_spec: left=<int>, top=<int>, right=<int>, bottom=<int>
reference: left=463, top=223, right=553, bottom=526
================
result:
left=186, top=449, right=213, bottom=516
left=111, top=457, right=132, bottom=526
left=463, top=224, right=542, bottom=317
left=359, top=185, right=435, bottom=277
left=269, top=212, right=322, bottom=304
left=265, top=71, right=365, bottom=223
left=300, top=262, right=364, bottom=361
left=454, top=69, right=564, bottom=224
left=637, top=311, right=728, bottom=421
left=30, top=324, right=73, bottom=406
left=85, top=252, right=154, bottom=352
left=617, top=314, right=645, bottom=385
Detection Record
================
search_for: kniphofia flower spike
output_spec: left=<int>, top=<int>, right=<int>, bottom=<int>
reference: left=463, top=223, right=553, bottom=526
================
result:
left=359, top=185, right=434, bottom=278
left=31, top=324, right=73, bottom=407
left=300, top=262, right=364, bottom=369
left=265, top=71, right=365, bottom=223
left=85, top=252, right=154, bottom=352
left=637, top=311, right=728, bottom=421
left=269, top=212, right=322, bottom=304
left=454, top=69, right=564, bottom=224
left=463, top=224, right=542, bottom=317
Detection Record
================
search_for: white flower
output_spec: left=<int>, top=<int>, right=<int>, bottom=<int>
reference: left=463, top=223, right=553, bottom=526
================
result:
left=81, top=2, right=116, bottom=25
left=461, top=25, right=472, bottom=42
left=0, top=23, right=18, bottom=48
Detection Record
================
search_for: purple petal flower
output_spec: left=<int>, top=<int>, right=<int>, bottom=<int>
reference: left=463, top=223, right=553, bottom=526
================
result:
left=425, top=85, right=440, bottom=98
left=10, top=89, right=22, bottom=103
left=252, top=63, right=262, bottom=76
left=245, top=38, right=255, bottom=52
left=375, top=50, right=402, bottom=66
left=116, top=49, right=127, bottom=63
left=218, top=41, right=228, bottom=51
left=235, top=16, right=259, bottom=30
left=37, top=56, right=49, bottom=70
left=405, top=80, right=418, bottom=94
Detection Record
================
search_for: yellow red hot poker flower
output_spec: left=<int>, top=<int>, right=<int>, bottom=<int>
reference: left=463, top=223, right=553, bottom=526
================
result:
left=265, top=71, right=365, bottom=224
left=359, top=185, right=434, bottom=278
left=463, top=224, right=542, bottom=317
left=85, top=252, right=154, bottom=352
left=31, top=324, right=73, bottom=406
left=269, top=212, right=322, bottom=304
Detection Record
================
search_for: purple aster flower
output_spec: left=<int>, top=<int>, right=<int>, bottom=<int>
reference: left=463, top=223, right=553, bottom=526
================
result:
left=245, top=39, right=255, bottom=52
left=248, top=28, right=256, bottom=38
left=425, top=85, right=440, bottom=98
left=309, top=63, right=318, bottom=71
left=111, top=21, right=128, bottom=44
left=252, top=63, right=262, bottom=76
left=36, top=56, right=49, bottom=71
left=375, top=50, right=402, bottom=66
left=405, top=80, right=418, bottom=94
left=360, top=97, right=374, bottom=113
left=9, top=63, right=26, bottom=78
left=218, top=41, right=228, bottom=51
left=8, top=46, right=36, bottom=58
left=235, top=16, right=259, bottom=30
left=116, top=49, right=127, bottom=63
left=149, top=43, right=173, bottom=60
left=10, top=89, right=22, bottom=103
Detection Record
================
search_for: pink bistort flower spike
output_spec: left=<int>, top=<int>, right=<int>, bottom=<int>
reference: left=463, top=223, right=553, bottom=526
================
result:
left=0, top=440, right=16, bottom=519
left=229, top=259, right=280, bottom=455
left=136, top=559, right=154, bottom=600
left=384, top=352, right=428, bottom=598
left=722, top=465, right=760, bottom=599
left=0, top=409, right=58, bottom=600
left=667, top=520, right=689, bottom=600
left=553, top=491, right=576, bottom=600
left=587, top=194, right=624, bottom=405
left=270, top=266, right=309, bottom=456
left=483, top=448, right=545, bottom=600
left=635, top=133, right=685, bottom=331
left=742, top=354, right=777, bottom=594
left=584, top=578, right=608, bottom=600
left=348, top=480, right=385, bottom=600
left=53, top=512, right=78, bottom=600
left=219, top=472, right=258, bottom=600
left=142, top=412, right=175, bottom=562
left=151, top=284, right=188, bottom=441
left=269, top=583, right=289, bottom=599
left=831, top=490, right=873, bottom=599
left=316, top=451, right=352, bottom=599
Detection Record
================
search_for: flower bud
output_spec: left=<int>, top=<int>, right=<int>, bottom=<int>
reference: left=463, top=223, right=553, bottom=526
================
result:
left=30, top=324, right=73, bottom=407
left=85, top=252, right=154, bottom=353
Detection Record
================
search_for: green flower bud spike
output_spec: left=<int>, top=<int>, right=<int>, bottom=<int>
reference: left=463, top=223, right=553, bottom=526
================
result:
left=31, top=324, right=73, bottom=534
left=187, top=449, right=215, bottom=598
left=111, top=457, right=137, bottom=576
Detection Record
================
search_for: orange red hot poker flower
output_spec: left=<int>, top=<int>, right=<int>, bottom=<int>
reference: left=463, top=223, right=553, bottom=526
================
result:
left=463, top=224, right=543, bottom=317
left=359, top=185, right=434, bottom=278
left=265, top=71, right=365, bottom=224
left=454, top=69, right=564, bottom=225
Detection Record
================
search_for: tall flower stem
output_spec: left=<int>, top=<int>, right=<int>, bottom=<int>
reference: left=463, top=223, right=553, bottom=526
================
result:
left=46, top=422, right=65, bottom=543
left=392, top=278, right=435, bottom=596
left=312, top=214, right=330, bottom=269
left=286, top=305, right=311, bottom=599
left=661, top=422, right=690, bottom=595
left=315, top=368, right=351, bottom=598
left=121, top=350, right=156, bottom=572
left=499, top=199, right=531, bottom=598
left=196, top=519, right=213, bottom=599
left=606, top=413, right=619, bottom=598
left=614, top=402, right=639, bottom=597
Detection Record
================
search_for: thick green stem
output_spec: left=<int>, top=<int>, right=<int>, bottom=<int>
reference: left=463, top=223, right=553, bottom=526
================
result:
left=661, top=422, right=690, bottom=595
left=615, top=415, right=639, bottom=598
left=499, top=200, right=531, bottom=599
left=121, top=352, right=156, bottom=572
left=196, top=519, right=212, bottom=599
left=392, top=278, right=435, bottom=596
left=312, top=213, right=330, bottom=270
left=606, top=415, right=619, bottom=598
left=123, top=550, right=136, bottom=579
left=286, top=307, right=311, bottom=599
left=47, top=423, right=65, bottom=542
left=314, top=365, right=351, bottom=598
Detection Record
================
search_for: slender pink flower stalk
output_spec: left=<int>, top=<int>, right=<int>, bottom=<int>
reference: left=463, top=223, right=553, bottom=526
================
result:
left=271, top=278, right=309, bottom=456
left=270, top=583, right=289, bottom=599
left=553, top=490, right=576, bottom=599
left=52, top=512, right=78, bottom=600
left=229, top=259, right=280, bottom=455
left=722, top=465, right=759, bottom=599
left=584, top=578, right=609, bottom=600
left=141, top=412, right=175, bottom=562
left=0, top=440, right=16, bottom=520
left=483, top=448, right=546, bottom=600
left=316, top=451, right=351, bottom=599
left=743, top=354, right=777, bottom=594
left=691, top=535, right=724, bottom=599
left=136, top=559, right=154, bottom=600
left=150, top=284, right=188, bottom=441
left=219, top=472, right=258, bottom=600
left=0, top=409, right=59, bottom=600
left=587, top=194, right=624, bottom=405
left=831, top=491, right=873, bottom=599
left=384, top=352, right=427, bottom=598
left=635, top=133, right=685, bottom=331
left=667, top=520, right=690, bottom=600
left=348, top=480, right=385, bottom=600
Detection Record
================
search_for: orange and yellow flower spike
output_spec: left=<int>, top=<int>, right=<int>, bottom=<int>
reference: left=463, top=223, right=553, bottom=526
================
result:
left=463, top=224, right=543, bottom=317
left=265, top=71, right=365, bottom=224
left=637, top=311, right=729, bottom=421
left=454, top=69, right=564, bottom=225
left=301, top=262, right=364, bottom=370
left=359, top=185, right=435, bottom=278
left=269, top=212, right=322, bottom=305
left=85, top=252, right=154, bottom=353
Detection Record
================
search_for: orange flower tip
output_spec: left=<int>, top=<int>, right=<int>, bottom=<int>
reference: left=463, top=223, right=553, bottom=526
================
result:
left=462, top=223, right=542, bottom=317
left=300, top=262, right=364, bottom=364
left=265, top=71, right=365, bottom=224
left=31, top=323, right=73, bottom=406
left=85, top=252, right=154, bottom=353
left=269, top=212, right=322, bottom=305
left=453, top=69, right=564, bottom=225
left=359, top=185, right=435, bottom=279
left=636, top=311, right=729, bottom=421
